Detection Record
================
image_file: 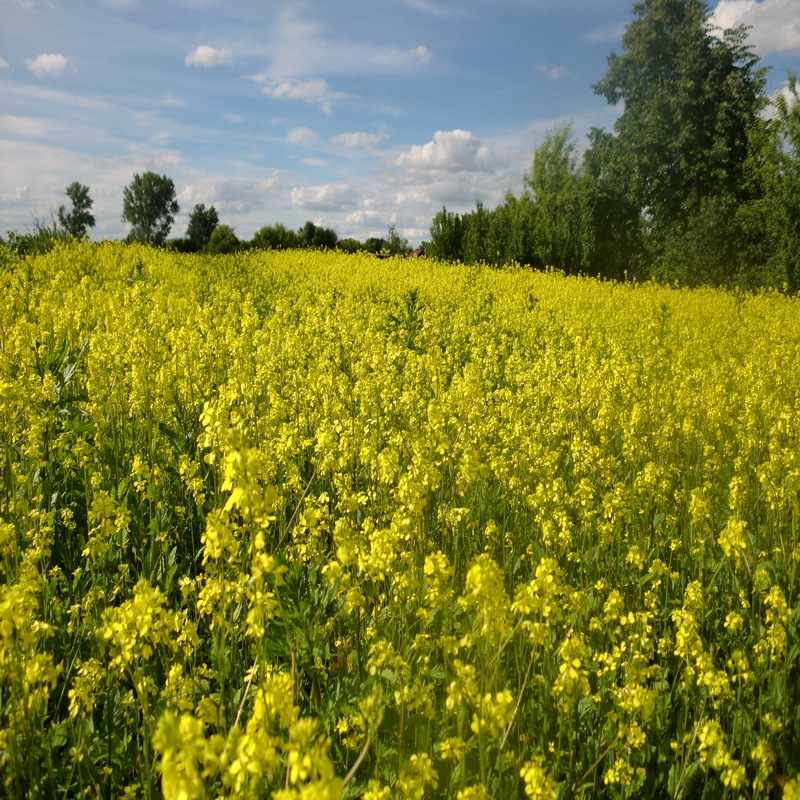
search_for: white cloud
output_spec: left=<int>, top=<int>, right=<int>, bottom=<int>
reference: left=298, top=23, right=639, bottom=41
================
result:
left=185, top=45, right=234, bottom=67
left=25, top=53, right=71, bottom=78
left=584, top=21, right=626, bottom=43
left=255, top=77, right=347, bottom=114
left=291, top=182, right=361, bottom=211
left=0, top=184, right=29, bottom=205
left=406, top=45, right=434, bottom=63
left=180, top=175, right=284, bottom=215
left=161, top=92, right=186, bottom=107
left=0, top=58, right=9, bottom=71
left=330, top=131, right=389, bottom=149
left=535, top=62, right=569, bottom=79
left=711, top=0, right=800, bottom=55
left=301, top=157, right=327, bottom=167
left=261, top=5, right=434, bottom=78
left=0, top=114, right=52, bottom=138
left=392, top=129, right=506, bottom=173
left=287, top=126, right=318, bottom=143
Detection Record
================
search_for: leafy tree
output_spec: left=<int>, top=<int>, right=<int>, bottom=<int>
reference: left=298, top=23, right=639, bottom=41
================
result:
left=581, top=128, right=643, bottom=280
left=593, top=0, right=766, bottom=224
left=298, top=221, right=338, bottom=249
left=362, top=237, right=387, bottom=254
left=765, top=78, right=800, bottom=291
left=385, top=224, right=411, bottom=256
left=122, top=172, right=179, bottom=245
left=427, top=207, right=463, bottom=262
left=461, top=201, right=492, bottom=264
left=186, top=204, right=219, bottom=252
left=252, top=222, right=299, bottom=250
left=337, top=237, right=362, bottom=254
left=523, top=124, right=590, bottom=273
left=589, top=0, right=768, bottom=284
left=205, top=224, right=239, bottom=254
left=58, top=182, right=95, bottom=239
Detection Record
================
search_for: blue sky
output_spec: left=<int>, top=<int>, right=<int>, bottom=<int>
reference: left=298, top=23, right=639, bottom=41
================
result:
left=1, top=0, right=799, bottom=245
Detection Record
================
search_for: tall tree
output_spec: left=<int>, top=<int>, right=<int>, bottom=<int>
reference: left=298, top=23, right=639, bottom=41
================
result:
left=593, top=0, right=766, bottom=223
left=427, top=207, right=463, bottom=262
left=58, top=182, right=95, bottom=239
left=385, top=224, right=410, bottom=256
left=122, top=172, right=179, bottom=245
left=186, top=204, right=219, bottom=252
left=252, top=222, right=299, bottom=250
left=590, top=0, right=768, bottom=284
left=205, top=224, right=240, bottom=254
left=523, top=123, right=590, bottom=273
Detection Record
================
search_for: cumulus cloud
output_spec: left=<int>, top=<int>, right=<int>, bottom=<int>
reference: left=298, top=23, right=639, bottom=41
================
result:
left=0, top=58, right=9, bottom=71
left=392, top=129, right=506, bottom=173
left=536, top=62, right=569, bottom=79
left=185, top=45, right=234, bottom=67
left=255, top=77, right=347, bottom=114
left=330, top=131, right=389, bottom=149
left=180, top=175, right=283, bottom=214
left=291, top=183, right=361, bottom=211
left=25, top=53, right=71, bottom=77
left=287, top=126, right=318, bottom=144
left=710, top=0, right=800, bottom=55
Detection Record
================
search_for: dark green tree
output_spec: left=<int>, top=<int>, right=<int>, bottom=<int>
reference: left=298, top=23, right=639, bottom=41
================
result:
left=461, top=201, right=492, bottom=264
left=593, top=0, right=766, bottom=222
left=57, top=182, right=95, bottom=239
left=337, top=237, right=362, bottom=254
left=591, top=0, right=767, bottom=283
left=581, top=128, right=643, bottom=279
left=186, top=204, right=219, bottom=252
left=252, top=222, right=299, bottom=250
left=523, top=123, right=590, bottom=273
left=298, top=221, right=338, bottom=249
left=427, top=207, right=463, bottom=262
left=737, top=74, right=800, bottom=291
left=205, top=224, right=240, bottom=254
left=385, top=224, right=410, bottom=256
left=122, top=172, right=179, bottom=245
left=362, top=237, right=387, bottom=254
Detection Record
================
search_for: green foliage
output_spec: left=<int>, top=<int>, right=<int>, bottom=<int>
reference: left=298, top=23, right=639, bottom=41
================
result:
left=186, top=204, right=219, bottom=252
left=298, top=220, right=338, bottom=250
left=122, top=172, right=180, bottom=245
left=592, top=0, right=766, bottom=224
left=523, top=123, right=591, bottom=273
left=336, top=237, right=362, bottom=254
left=737, top=74, right=800, bottom=291
left=251, top=222, right=299, bottom=250
left=205, top=224, right=240, bottom=254
left=385, top=224, right=411, bottom=256
left=4, top=214, right=71, bottom=257
left=362, top=236, right=387, bottom=254
left=428, top=207, right=464, bottom=261
left=57, top=182, right=95, bottom=239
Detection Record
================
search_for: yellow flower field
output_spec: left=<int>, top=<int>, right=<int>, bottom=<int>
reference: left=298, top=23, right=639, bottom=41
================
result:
left=0, top=240, right=798, bottom=798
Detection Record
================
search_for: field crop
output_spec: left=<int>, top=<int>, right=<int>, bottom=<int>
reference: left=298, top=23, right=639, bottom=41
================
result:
left=1, top=240, right=799, bottom=798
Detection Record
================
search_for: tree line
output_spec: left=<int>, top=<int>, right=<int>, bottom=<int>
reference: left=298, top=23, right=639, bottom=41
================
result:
left=5, top=0, right=799, bottom=289
left=426, top=0, right=800, bottom=290
left=4, top=172, right=412, bottom=258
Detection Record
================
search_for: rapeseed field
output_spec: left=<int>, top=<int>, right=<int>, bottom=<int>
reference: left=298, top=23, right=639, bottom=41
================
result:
left=1, top=240, right=798, bottom=798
